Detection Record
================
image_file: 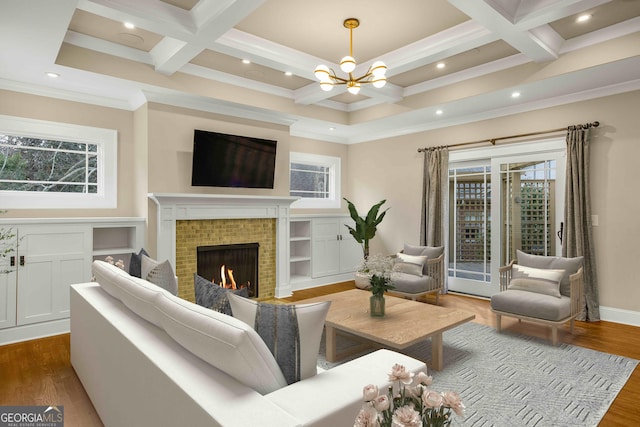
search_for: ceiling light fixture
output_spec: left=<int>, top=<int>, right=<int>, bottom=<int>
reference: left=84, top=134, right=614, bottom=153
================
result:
left=242, top=59, right=251, bottom=64
left=436, top=62, right=445, bottom=69
left=45, top=72, right=59, bottom=78
left=314, top=18, right=387, bottom=95
left=576, top=14, right=591, bottom=23
left=124, top=22, right=135, bottom=29
left=511, top=91, right=521, bottom=98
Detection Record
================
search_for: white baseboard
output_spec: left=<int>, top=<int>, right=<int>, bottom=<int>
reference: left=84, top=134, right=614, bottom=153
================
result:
left=599, top=306, right=640, bottom=327
left=0, top=318, right=70, bottom=345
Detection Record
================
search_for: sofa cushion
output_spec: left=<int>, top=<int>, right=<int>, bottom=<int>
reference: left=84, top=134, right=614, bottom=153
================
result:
left=92, top=260, right=166, bottom=327
left=403, top=243, right=444, bottom=259
left=508, top=264, right=564, bottom=298
left=516, top=250, right=583, bottom=297
left=194, top=273, right=248, bottom=315
left=491, top=289, right=571, bottom=321
left=140, top=255, right=178, bottom=296
left=228, top=293, right=330, bottom=382
left=154, top=291, right=287, bottom=395
left=390, top=272, right=435, bottom=294
left=128, top=248, right=149, bottom=278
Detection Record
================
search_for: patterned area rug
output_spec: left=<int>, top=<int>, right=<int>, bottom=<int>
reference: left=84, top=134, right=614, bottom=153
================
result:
left=317, top=322, right=638, bottom=426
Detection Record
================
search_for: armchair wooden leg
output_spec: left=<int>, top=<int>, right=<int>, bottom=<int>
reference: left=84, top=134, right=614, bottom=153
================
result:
left=495, top=314, right=501, bottom=333
left=435, top=292, right=439, bottom=305
left=551, top=326, right=558, bottom=346
left=570, top=319, right=575, bottom=334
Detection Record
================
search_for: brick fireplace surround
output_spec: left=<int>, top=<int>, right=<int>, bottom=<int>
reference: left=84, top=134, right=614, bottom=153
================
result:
left=148, top=194, right=298, bottom=301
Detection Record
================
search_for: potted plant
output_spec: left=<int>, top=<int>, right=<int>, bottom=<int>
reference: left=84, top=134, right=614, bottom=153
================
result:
left=344, top=198, right=388, bottom=259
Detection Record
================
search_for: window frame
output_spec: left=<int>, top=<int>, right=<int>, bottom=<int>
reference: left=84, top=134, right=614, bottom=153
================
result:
left=289, top=152, right=341, bottom=209
left=0, top=115, right=117, bottom=209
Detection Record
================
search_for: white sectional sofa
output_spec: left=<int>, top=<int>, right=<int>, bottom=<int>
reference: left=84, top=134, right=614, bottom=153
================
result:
left=71, top=261, right=427, bottom=427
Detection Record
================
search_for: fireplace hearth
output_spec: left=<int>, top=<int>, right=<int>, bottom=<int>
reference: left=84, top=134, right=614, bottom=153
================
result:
left=197, top=243, right=259, bottom=297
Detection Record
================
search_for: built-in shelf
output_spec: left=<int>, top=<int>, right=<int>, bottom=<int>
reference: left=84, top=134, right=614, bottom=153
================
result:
left=289, top=219, right=312, bottom=285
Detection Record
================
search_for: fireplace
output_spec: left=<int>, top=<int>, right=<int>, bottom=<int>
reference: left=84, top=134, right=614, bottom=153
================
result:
left=197, top=243, right=259, bottom=297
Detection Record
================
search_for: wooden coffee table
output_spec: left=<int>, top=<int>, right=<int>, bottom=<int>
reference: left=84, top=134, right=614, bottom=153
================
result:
left=299, top=289, right=475, bottom=370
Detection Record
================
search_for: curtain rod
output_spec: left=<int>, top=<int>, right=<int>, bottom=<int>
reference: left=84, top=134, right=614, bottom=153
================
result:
left=417, top=121, right=599, bottom=153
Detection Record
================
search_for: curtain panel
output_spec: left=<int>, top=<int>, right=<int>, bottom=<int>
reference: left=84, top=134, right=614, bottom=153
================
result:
left=563, top=127, right=600, bottom=321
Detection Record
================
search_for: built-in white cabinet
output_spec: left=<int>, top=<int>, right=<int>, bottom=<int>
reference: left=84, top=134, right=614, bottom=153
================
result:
left=0, top=217, right=145, bottom=344
left=289, top=215, right=363, bottom=290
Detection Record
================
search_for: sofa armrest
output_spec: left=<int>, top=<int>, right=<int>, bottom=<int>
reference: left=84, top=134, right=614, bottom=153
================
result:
left=569, top=267, right=584, bottom=318
left=266, top=349, right=426, bottom=427
left=424, top=253, right=444, bottom=291
left=498, top=260, right=516, bottom=291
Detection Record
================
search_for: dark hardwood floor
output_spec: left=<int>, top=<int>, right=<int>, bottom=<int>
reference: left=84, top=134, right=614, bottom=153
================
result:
left=1, top=282, right=638, bottom=426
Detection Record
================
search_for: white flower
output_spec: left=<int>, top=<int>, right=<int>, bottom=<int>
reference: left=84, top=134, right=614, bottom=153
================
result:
left=391, top=405, right=421, bottom=427
left=422, top=389, right=443, bottom=408
left=354, top=405, right=380, bottom=427
left=416, top=371, right=433, bottom=386
left=373, top=395, right=390, bottom=412
left=442, top=391, right=465, bottom=417
left=363, top=384, right=379, bottom=401
left=388, top=364, right=414, bottom=385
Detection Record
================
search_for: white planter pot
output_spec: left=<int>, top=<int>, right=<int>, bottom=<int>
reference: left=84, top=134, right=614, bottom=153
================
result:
left=354, top=272, right=371, bottom=289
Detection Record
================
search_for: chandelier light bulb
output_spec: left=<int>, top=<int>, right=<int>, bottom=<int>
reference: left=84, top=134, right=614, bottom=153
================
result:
left=347, top=82, right=361, bottom=95
left=320, top=81, right=334, bottom=91
left=340, top=56, right=356, bottom=73
left=372, top=76, right=386, bottom=88
left=314, top=64, right=331, bottom=81
left=370, top=61, right=387, bottom=77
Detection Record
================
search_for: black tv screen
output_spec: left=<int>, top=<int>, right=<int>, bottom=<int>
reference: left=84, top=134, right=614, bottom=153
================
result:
left=191, top=130, right=277, bottom=189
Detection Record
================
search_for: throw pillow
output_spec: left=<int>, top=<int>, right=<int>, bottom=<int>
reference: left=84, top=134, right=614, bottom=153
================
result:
left=193, top=273, right=249, bottom=316
left=516, top=250, right=583, bottom=297
left=129, top=248, right=149, bottom=278
left=508, top=264, right=565, bottom=298
left=228, top=292, right=330, bottom=382
left=141, top=255, right=178, bottom=295
left=393, top=253, right=427, bottom=276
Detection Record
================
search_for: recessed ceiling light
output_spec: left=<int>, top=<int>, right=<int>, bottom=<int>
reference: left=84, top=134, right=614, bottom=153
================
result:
left=436, top=109, right=443, bottom=115
left=329, top=127, right=336, bottom=131
left=284, top=71, right=292, bottom=76
left=511, top=91, right=521, bottom=98
left=242, top=59, right=251, bottom=64
left=46, top=72, right=59, bottom=78
left=436, top=62, right=445, bottom=69
left=576, top=14, right=591, bottom=23
left=124, top=22, right=135, bottom=29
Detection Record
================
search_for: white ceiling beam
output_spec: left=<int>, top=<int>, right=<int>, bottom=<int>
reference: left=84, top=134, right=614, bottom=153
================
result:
left=152, top=0, right=265, bottom=75
left=448, top=0, right=560, bottom=62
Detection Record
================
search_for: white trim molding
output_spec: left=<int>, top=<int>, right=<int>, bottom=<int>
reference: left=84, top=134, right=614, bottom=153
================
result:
left=599, top=306, right=640, bottom=328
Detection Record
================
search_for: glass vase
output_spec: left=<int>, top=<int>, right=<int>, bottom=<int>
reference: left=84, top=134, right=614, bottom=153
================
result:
left=370, top=294, right=385, bottom=317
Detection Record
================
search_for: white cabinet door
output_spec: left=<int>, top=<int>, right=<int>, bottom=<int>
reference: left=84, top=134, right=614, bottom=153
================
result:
left=0, top=231, right=17, bottom=329
left=16, top=225, right=91, bottom=326
left=311, top=218, right=341, bottom=278
left=339, top=217, right=364, bottom=273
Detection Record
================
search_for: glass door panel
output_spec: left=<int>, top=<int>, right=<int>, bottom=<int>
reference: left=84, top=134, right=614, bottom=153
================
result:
left=448, top=163, right=493, bottom=296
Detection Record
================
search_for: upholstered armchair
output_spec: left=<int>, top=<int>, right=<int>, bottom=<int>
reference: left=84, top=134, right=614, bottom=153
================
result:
left=388, top=244, right=445, bottom=305
left=490, top=250, right=584, bottom=345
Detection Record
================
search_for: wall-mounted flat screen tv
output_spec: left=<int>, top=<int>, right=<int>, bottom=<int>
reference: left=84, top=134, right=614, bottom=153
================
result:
left=191, top=130, right=277, bottom=189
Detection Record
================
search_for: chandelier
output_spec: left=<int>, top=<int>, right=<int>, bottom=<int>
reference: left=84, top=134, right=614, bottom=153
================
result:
left=314, top=18, right=387, bottom=95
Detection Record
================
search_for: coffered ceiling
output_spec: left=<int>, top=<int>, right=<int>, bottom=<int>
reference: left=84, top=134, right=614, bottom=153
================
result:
left=1, top=0, right=639, bottom=143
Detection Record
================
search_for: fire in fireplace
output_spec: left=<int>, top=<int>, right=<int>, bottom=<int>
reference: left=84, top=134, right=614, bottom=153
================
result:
left=196, top=243, right=259, bottom=297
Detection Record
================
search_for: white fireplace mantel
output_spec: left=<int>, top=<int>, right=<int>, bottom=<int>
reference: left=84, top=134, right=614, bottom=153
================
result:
left=148, top=193, right=299, bottom=297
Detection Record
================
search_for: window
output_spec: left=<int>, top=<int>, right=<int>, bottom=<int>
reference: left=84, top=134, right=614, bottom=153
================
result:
left=0, top=115, right=117, bottom=209
left=289, top=152, right=340, bottom=209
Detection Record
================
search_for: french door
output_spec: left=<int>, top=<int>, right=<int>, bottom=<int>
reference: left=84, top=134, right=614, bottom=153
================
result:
left=447, top=141, right=565, bottom=297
